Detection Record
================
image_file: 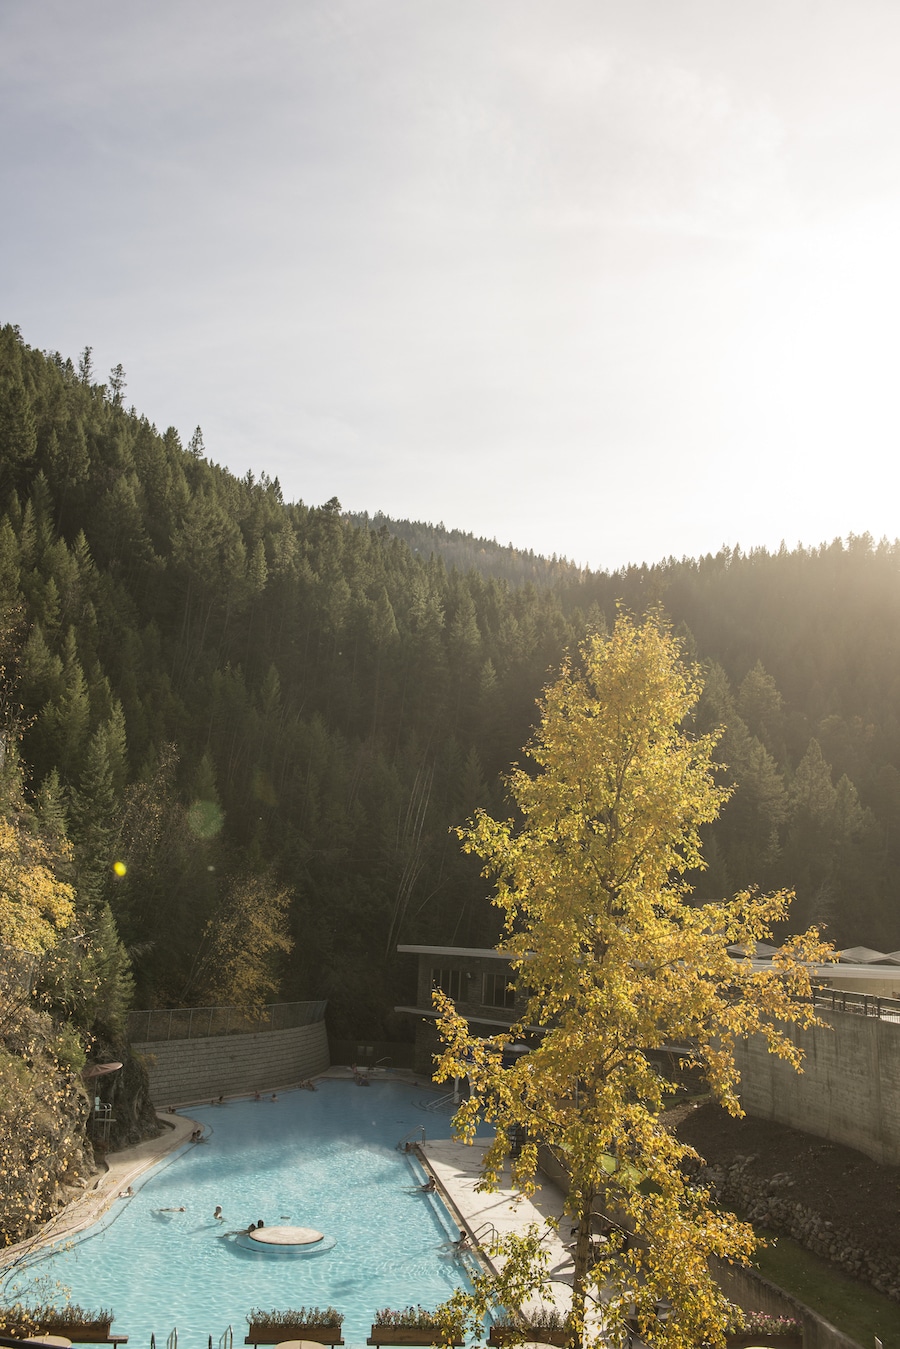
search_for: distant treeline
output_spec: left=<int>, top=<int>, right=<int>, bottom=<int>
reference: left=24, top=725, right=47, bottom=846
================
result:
left=1, top=322, right=898, bottom=1048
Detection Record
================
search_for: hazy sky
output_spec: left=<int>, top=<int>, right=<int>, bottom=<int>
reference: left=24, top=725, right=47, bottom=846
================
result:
left=3, top=1, right=900, bottom=571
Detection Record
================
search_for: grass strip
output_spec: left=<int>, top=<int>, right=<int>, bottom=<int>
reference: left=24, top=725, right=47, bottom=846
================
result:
left=754, top=1228, right=900, bottom=1348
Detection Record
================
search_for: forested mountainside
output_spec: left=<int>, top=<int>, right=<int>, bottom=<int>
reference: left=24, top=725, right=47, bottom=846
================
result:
left=1, top=322, right=900, bottom=1064
left=344, top=510, right=586, bottom=589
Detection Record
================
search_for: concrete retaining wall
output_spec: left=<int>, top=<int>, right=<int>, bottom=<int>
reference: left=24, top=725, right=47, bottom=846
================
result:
left=734, top=1011, right=900, bottom=1165
left=133, top=1020, right=330, bottom=1107
left=711, top=1257, right=861, bottom=1349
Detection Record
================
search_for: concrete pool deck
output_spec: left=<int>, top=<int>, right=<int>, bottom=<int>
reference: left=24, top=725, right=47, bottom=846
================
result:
left=421, top=1137, right=576, bottom=1315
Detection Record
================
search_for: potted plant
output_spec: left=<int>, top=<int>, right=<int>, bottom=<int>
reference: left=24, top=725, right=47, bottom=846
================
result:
left=488, top=1308, right=570, bottom=1346
left=727, top=1313, right=803, bottom=1349
left=368, top=1306, right=465, bottom=1346
left=245, top=1306, right=345, bottom=1346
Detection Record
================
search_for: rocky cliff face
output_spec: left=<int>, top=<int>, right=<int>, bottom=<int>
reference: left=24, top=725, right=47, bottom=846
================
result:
left=0, top=1011, right=160, bottom=1249
left=88, top=1035, right=160, bottom=1151
left=0, top=1008, right=94, bottom=1248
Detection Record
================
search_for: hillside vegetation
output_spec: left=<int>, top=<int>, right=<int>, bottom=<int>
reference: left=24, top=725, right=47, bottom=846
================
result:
left=1, top=321, right=899, bottom=1075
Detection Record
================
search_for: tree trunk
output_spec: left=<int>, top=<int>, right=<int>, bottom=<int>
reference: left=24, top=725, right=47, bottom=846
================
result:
left=569, top=1186, right=595, bottom=1349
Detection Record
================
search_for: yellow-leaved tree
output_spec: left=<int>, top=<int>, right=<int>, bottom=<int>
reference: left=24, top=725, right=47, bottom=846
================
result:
left=434, top=612, right=833, bottom=1349
left=0, top=816, right=75, bottom=957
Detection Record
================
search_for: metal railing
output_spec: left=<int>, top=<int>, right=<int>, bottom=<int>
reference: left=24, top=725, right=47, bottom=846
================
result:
left=127, top=1000, right=327, bottom=1043
left=471, top=1220, right=500, bottom=1246
left=396, top=1123, right=426, bottom=1151
left=423, top=1090, right=458, bottom=1113
left=813, top=985, right=900, bottom=1023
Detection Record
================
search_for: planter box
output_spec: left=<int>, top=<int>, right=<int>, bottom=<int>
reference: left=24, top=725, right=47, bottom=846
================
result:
left=40, top=1324, right=127, bottom=1345
left=727, top=1337, right=802, bottom=1349
left=488, top=1329, right=570, bottom=1346
left=367, top=1327, right=463, bottom=1347
left=245, top=1325, right=344, bottom=1346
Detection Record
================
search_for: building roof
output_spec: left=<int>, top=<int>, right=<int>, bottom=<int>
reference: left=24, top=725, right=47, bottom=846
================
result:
left=401, top=944, right=900, bottom=980
left=397, top=944, right=512, bottom=960
left=394, top=1004, right=519, bottom=1029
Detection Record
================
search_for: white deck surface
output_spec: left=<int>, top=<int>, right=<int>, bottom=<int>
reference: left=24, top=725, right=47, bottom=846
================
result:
left=422, top=1138, right=578, bottom=1319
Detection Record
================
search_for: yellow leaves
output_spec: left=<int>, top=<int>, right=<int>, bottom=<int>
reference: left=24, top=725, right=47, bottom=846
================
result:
left=0, top=817, right=75, bottom=955
left=192, top=868, right=294, bottom=1010
left=438, top=612, right=837, bottom=1349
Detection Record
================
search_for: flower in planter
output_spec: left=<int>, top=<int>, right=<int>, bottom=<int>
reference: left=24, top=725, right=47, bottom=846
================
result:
left=0, top=1305, right=115, bottom=1340
left=374, top=1308, right=442, bottom=1328
left=372, top=1306, right=465, bottom=1340
left=736, top=1314, right=800, bottom=1336
left=493, top=1307, right=567, bottom=1332
left=247, top=1306, right=344, bottom=1328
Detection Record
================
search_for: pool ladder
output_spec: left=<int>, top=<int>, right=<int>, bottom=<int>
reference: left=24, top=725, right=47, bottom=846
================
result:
left=471, top=1220, right=500, bottom=1248
left=148, top=1327, right=188, bottom=1349
left=151, top=1330, right=232, bottom=1349
left=149, top=1334, right=178, bottom=1349
left=396, top=1123, right=426, bottom=1151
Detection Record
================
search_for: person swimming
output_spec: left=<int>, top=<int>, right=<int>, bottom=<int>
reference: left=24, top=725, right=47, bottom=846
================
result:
left=214, top=1205, right=223, bottom=1221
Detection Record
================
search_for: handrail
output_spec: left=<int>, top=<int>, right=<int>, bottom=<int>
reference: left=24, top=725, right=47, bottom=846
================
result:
left=396, top=1123, right=426, bottom=1150
left=423, top=1091, right=457, bottom=1113
left=219, top=1328, right=233, bottom=1349
left=813, top=985, right=900, bottom=1022
left=471, top=1220, right=500, bottom=1247
left=166, top=1330, right=177, bottom=1349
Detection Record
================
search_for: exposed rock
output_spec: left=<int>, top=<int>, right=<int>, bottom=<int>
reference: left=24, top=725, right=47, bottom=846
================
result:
left=674, top=1102, right=900, bottom=1304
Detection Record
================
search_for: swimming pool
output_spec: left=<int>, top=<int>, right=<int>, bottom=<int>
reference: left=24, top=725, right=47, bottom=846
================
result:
left=12, top=1081, right=482, bottom=1349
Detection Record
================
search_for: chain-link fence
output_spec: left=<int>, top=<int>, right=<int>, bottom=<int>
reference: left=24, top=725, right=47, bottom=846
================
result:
left=814, top=984, right=900, bottom=1023
left=127, top=1000, right=327, bottom=1043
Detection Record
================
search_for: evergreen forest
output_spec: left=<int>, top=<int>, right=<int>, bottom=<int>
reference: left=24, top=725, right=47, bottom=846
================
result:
left=2, top=321, right=900, bottom=1067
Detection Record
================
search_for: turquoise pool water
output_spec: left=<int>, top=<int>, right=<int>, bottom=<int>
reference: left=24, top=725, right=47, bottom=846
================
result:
left=14, top=1081, right=480, bottom=1349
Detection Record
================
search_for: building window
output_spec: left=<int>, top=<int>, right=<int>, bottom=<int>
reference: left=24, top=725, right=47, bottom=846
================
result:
left=483, top=972, right=516, bottom=1009
left=432, top=967, right=462, bottom=1001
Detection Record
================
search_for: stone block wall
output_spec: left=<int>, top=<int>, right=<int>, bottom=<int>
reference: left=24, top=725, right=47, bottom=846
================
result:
left=734, top=1011, right=900, bottom=1165
left=133, top=1020, right=330, bottom=1106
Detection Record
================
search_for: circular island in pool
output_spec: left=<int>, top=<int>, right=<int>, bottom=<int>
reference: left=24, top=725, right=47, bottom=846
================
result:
left=248, top=1225, right=325, bottom=1247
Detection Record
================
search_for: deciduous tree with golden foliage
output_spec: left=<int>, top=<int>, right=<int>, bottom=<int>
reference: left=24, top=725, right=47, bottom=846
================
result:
left=435, top=612, right=834, bottom=1349
left=0, top=816, right=75, bottom=956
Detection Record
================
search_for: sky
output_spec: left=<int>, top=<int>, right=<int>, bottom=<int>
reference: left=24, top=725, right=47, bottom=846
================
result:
left=3, top=1, right=900, bottom=572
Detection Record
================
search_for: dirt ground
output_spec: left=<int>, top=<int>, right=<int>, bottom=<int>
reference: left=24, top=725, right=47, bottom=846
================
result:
left=671, top=1100, right=900, bottom=1267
